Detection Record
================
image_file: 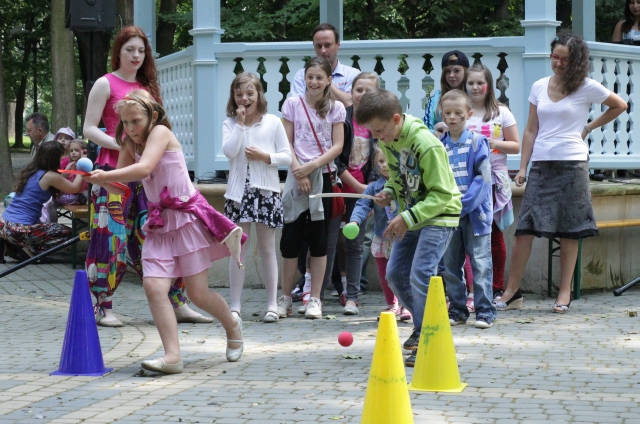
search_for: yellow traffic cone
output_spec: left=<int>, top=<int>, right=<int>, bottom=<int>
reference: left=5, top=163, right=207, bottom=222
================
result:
left=408, top=276, right=467, bottom=393
left=361, top=311, right=414, bottom=424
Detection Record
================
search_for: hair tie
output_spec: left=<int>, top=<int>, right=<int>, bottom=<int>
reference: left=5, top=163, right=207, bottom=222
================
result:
left=555, top=36, right=560, bottom=41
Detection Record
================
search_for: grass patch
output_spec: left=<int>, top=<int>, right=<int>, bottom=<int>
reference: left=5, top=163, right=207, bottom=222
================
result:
left=8, top=137, right=32, bottom=153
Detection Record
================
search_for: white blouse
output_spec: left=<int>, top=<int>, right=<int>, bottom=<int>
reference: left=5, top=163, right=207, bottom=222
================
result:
left=222, top=114, right=292, bottom=202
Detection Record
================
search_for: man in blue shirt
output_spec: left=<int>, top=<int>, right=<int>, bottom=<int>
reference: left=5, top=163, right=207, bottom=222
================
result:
left=290, top=23, right=360, bottom=107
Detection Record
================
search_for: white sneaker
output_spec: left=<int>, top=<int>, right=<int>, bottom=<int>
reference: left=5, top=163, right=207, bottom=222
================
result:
left=305, top=297, right=322, bottom=319
left=298, top=292, right=310, bottom=314
left=344, top=300, right=359, bottom=315
left=276, top=296, right=292, bottom=317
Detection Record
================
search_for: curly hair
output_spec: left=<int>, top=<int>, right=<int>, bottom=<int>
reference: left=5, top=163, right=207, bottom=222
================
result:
left=114, top=90, right=172, bottom=147
left=14, top=142, right=64, bottom=197
left=622, top=0, right=640, bottom=34
left=551, top=31, right=590, bottom=96
left=111, top=26, right=162, bottom=105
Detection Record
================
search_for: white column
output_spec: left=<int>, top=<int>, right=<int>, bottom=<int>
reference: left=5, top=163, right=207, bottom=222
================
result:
left=133, top=0, right=156, bottom=54
left=572, top=0, right=596, bottom=41
left=319, top=0, right=343, bottom=40
left=521, top=0, right=561, bottom=99
left=189, top=0, right=224, bottom=176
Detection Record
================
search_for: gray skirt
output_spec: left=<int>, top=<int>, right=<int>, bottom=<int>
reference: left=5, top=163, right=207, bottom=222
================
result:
left=515, top=161, right=599, bottom=240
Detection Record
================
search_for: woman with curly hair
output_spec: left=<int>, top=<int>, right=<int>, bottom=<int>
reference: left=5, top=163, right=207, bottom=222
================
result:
left=496, top=31, right=626, bottom=313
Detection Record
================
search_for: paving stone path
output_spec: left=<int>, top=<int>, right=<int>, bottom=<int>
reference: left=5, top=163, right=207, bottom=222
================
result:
left=1, top=260, right=640, bottom=423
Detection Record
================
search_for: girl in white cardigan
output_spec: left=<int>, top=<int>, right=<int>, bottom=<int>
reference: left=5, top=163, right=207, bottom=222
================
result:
left=222, top=72, right=292, bottom=323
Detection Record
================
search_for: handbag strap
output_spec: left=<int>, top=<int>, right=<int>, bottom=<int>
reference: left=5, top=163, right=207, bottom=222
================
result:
left=300, top=97, right=336, bottom=183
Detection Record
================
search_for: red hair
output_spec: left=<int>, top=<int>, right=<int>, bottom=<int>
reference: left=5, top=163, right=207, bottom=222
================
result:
left=110, top=26, right=162, bottom=105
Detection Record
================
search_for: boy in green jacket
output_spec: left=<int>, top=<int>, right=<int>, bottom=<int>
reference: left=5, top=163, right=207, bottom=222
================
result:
left=355, top=89, right=462, bottom=367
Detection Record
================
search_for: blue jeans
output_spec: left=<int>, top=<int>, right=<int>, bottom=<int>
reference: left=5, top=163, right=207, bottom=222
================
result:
left=386, top=225, right=454, bottom=335
left=442, top=216, right=496, bottom=322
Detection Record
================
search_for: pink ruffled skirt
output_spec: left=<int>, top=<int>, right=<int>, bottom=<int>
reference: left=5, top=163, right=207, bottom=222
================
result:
left=141, top=209, right=230, bottom=278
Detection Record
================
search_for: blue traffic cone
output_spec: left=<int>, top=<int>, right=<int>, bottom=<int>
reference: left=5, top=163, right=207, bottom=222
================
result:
left=51, top=270, right=113, bottom=376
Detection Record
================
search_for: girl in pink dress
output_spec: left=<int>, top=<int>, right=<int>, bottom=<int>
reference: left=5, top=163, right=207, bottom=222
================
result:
left=86, top=90, right=246, bottom=374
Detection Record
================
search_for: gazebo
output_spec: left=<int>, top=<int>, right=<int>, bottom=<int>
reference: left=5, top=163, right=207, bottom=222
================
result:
left=133, top=0, right=638, bottom=177
left=133, top=0, right=640, bottom=294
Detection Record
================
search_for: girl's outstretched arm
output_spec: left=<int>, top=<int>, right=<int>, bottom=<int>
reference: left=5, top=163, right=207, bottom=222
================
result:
left=86, top=126, right=177, bottom=185
left=42, top=171, right=85, bottom=194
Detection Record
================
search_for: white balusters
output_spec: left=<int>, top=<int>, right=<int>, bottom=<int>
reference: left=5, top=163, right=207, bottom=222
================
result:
left=601, top=57, right=618, bottom=160
left=262, top=59, right=284, bottom=116
left=404, top=54, right=426, bottom=118
left=615, top=59, right=630, bottom=157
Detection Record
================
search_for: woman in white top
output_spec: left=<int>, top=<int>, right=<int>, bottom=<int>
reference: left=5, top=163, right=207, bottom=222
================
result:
left=222, top=72, right=292, bottom=324
left=496, top=32, right=626, bottom=313
left=612, top=0, right=640, bottom=42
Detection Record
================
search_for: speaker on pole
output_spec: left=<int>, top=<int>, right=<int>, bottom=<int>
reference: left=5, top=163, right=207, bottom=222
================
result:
left=65, top=0, right=116, bottom=32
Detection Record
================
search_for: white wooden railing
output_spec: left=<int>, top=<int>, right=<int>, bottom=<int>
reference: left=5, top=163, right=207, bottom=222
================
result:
left=157, top=37, right=640, bottom=174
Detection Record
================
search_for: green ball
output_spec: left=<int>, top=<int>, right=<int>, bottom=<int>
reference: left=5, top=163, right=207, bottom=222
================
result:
left=343, top=223, right=359, bottom=240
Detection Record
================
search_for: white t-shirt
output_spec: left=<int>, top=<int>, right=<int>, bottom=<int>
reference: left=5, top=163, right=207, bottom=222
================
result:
left=528, top=76, right=610, bottom=161
left=467, top=105, right=516, bottom=172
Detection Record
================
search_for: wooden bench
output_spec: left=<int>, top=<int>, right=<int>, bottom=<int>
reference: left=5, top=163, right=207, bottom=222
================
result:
left=548, top=219, right=640, bottom=299
left=57, top=204, right=90, bottom=269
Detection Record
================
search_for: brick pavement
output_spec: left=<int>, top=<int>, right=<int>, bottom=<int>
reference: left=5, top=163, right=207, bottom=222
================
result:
left=1, top=261, right=640, bottom=423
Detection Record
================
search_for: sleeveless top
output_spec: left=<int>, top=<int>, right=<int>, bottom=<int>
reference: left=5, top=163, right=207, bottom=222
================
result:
left=2, top=170, right=52, bottom=225
left=96, top=73, right=144, bottom=168
left=623, top=28, right=640, bottom=41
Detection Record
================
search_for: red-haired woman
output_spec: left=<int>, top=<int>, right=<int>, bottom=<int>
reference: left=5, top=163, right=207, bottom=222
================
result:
left=83, top=26, right=210, bottom=326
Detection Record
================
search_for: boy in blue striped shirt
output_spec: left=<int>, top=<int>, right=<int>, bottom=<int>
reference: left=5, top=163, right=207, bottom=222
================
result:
left=440, top=89, right=497, bottom=329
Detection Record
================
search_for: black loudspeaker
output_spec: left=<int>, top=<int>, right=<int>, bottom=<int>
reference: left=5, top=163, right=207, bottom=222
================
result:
left=65, top=0, right=116, bottom=32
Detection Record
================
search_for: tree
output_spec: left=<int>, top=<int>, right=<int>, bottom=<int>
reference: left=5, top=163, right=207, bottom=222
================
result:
left=157, top=0, right=178, bottom=57
left=0, top=38, right=15, bottom=191
left=51, top=0, right=77, bottom=131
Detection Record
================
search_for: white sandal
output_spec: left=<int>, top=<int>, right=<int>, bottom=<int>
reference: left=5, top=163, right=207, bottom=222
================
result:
left=263, top=310, right=279, bottom=323
left=226, top=321, right=244, bottom=362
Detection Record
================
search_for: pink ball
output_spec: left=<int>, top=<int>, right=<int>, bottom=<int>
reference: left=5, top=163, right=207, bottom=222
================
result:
left=338, top=331, right=353, bottom=347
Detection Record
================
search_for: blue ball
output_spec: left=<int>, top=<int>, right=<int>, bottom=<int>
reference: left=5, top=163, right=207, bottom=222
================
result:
left=77, top=157, right=93, bottom=173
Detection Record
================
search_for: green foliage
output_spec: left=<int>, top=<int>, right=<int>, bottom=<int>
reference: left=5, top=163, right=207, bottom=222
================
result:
left=1, top=0, right=52, bottom=130
left=213, top=0, right=524, bottom=43
left=596, top=0, right=626, bottom=42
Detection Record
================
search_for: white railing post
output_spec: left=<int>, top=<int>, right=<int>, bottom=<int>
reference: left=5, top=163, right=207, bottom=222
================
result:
left=189, top=0, right=225, bottom=177
left=319, top=0, right=343, bottom=41
left=573, top=0, right=596, bottom=42
left=513, top=0, right=561, bottom=169
left=133, top=0, right=157, bottom=55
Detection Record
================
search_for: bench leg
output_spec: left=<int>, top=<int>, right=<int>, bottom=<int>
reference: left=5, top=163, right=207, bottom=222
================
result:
left=548, top=238, right=554, bottom=298
left=71, top=218, right=78, bottom=269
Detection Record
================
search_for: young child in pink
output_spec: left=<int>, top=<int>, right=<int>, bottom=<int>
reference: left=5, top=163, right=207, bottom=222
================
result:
left=56, top=140, right=89, bottom=206
left=86, top=90, right=247, bottom=374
